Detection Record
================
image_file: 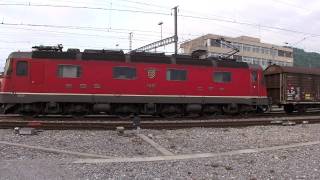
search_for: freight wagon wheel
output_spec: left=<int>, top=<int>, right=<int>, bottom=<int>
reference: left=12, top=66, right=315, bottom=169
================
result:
left=296, top=105, right=306, bottom=113
left=284, top=104, right=294, bottom=114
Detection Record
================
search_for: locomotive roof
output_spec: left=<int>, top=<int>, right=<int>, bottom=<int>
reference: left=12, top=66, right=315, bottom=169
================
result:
left=264, top=65, right=320, bottom=76
left=8, top=50, right=249, bottom=69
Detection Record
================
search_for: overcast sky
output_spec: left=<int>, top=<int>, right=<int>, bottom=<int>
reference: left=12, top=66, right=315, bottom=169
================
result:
left=0, top=0, right=319, bottom=69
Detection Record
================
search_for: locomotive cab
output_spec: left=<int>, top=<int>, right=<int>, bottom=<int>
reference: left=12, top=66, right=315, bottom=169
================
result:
left=1, top=58, right=13, bottom=92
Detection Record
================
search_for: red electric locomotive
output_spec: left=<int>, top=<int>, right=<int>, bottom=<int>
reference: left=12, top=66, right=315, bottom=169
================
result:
left=0, top=45, right=269, bottom=117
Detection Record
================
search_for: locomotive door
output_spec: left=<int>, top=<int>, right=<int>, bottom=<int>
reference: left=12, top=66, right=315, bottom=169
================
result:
left=251, top=70, right=259, bottom=96
left=30, top=61, right=45, bottom=90
left=13, top=60, right=30, bottom=92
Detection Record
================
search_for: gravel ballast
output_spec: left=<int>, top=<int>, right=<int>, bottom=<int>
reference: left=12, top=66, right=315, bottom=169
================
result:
left=0, top=124, right=320, bottom=179
left=0, top=130, right=160, bottom=158
left=143, top=124, right=320, bottom=154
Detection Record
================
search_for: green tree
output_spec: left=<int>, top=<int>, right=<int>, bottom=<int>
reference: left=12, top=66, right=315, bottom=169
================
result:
left=293, top=48, right=320, bottom=68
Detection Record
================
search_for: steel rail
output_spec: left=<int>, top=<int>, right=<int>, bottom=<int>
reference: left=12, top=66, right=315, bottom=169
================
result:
left=0, top=116, right=319, bottom=130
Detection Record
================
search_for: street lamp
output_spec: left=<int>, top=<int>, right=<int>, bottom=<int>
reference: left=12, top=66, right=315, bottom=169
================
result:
left=158, top=21, right=163, bottom=40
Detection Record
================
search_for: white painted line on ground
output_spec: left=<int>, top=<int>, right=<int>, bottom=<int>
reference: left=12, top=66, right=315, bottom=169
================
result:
left=136, top=133, right=174, bottom=156
left=0, top=140, right=112, bottom=159
left=73, top=140, right=320, bottom=164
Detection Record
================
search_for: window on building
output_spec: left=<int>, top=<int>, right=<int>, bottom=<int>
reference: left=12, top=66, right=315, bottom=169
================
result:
left=113, top=66, right=136, bottom=79
left=271, top=49, right=278, bottom=56
left=285, top=51, right=292, bottom=58
left=16, top=61, right=28, bottom=76
left=213, top=72, right=231, bottom=83
left=58, top=65, right=81, bottom=78
left=166, top=69, right=187, bottom=81
left=243, top=45, right=251, bottom=52
left=210, top=39, right=221, bottom=47
left=264, top=48, right=271, bottom=54
left=252, top=46, right=260, bottom=53
left=278, top=50, right=285, bottom=57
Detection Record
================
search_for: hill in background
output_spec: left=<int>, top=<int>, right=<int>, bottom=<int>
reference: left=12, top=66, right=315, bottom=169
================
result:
left=293, top=48, right=320, bottom=68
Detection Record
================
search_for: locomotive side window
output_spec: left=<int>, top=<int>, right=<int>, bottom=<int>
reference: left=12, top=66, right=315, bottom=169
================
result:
left=166, top=69, right=187, bottom=81
left=213, top=72, right=231, bottom=83
left=113, top=67, right=136, bottom=79
left=16, top=61, right=28, bottom=76
left=58, top=65, right=81, bottom=78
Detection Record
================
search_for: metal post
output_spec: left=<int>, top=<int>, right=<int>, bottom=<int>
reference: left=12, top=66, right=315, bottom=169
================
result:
left=129, top=32, right=133, bottom=51
left=158, top=22, right=163, bottom=40
left=173, top=6, right=178, bottom=55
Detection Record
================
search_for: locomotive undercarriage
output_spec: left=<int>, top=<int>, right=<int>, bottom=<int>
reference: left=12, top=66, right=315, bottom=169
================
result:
left=2, top=102, right=268, bottom=118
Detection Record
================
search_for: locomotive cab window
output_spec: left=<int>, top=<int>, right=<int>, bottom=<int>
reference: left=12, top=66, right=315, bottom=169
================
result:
left=166, top=69, right=187, bottom=81
left=4, top=59, right=12, bottom=76
left=16, top=61, right=28, bottom=76
left=213, top=72, right=231, bottom=83
left=58, top=65, right=81, bottom=78
left=113, top=67, right=136, bottom=79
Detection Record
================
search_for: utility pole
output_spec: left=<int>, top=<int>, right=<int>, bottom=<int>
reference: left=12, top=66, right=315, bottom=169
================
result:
left=158, top=21, right=163, bottom=40
left=129, top=32, right=133, bottom=51
left=173, top=6, right=178, bottom=55
left=132, top=6, right=178, bottom=53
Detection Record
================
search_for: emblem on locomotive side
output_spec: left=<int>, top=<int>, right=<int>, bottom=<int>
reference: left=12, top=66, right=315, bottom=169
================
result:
left=147, top=68, right=156, bottom=79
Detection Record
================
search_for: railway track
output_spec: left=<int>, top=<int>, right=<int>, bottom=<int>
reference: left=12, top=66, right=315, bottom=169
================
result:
left=0, top=115, right=319, bottom=130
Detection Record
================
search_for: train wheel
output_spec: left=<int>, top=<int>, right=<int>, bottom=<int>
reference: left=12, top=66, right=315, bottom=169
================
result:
left=284, top=104, right=294, bottom=114
left=160, top=112, right=178, bottom=119
left=202, top=112, right=221, bottom=119
left=160, top=105, right=181, bottom=119
left=185, top=113, right=201, bottom=118
left=202, top=105, right=222, bottom=118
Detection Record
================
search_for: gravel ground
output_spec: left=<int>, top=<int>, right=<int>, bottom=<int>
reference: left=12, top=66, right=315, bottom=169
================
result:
left=0, top=129, right=160, bottom=158
left=143, top=124, right=320, bottom=154
left=0, top=124, right=320, bottom=179
left=67, top=144, right=320, bottom=179
left=0, top=144, right=77, bottom=160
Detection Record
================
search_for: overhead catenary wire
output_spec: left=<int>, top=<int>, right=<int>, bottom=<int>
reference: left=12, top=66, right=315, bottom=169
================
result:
left=0, top=1, right=319, bottom=53
left=0, top=2, right=319, bottom=38
left=0, top=22, right=204, bottom=39
left=0, top=3, right=171, bottom=15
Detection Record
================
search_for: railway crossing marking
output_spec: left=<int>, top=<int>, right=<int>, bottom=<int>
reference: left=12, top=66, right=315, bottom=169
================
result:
left=73, top=140, right=320, bottom=164
left=136, top=133, right=174, bottom=156
left=0, top=140, right=112, bottom=159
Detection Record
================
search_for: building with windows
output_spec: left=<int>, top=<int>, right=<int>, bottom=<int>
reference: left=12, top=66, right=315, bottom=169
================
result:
left=180, top=34, right=293, bottom=69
